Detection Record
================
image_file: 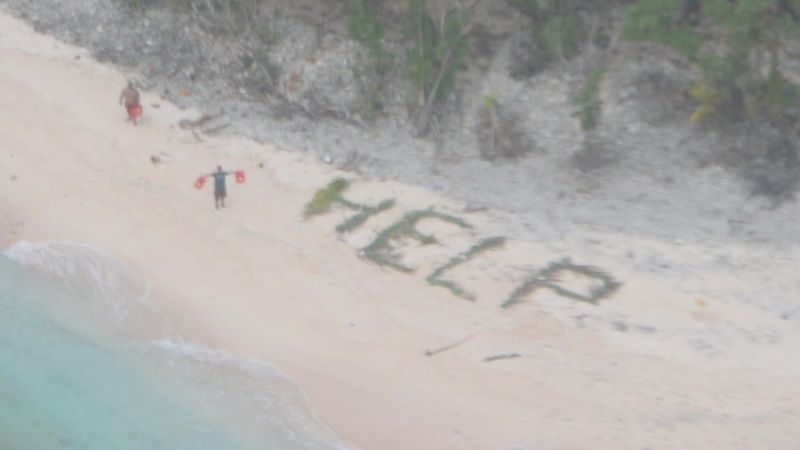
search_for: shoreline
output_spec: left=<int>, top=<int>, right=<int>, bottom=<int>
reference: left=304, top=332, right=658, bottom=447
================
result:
left=3, top=11, right=800, bottom=450
left=0, top=245, right=351, bottom=450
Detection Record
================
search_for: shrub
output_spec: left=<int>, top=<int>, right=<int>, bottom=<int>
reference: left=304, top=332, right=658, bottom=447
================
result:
left=689, top=82, right=727, bottom=123
left=625, top=0, right=800, bottom=129
left=405, top=0, right=471, bottom=103
left=509, top=0, right=587, bottom=78
left=575, top=66, right=606, bottom=131
left=753, top=68, right=800, bottom=121
left=540, top=10, right=582, bottom=61
left=623, top=0, right=701, bottom=61
left=348, top=0, right=394, bottom=119
left=476, top=99, right=533, bottom=160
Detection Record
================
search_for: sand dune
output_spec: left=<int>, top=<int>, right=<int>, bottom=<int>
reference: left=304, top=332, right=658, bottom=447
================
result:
left=2, top=11, right=799, bottom=450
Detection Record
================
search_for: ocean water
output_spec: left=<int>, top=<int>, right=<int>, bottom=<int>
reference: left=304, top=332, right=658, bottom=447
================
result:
left=0, top=242, right=350, bottom=450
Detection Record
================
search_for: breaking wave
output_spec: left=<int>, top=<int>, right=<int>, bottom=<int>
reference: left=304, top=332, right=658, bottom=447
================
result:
left=2, top=241, right=353, bottom=450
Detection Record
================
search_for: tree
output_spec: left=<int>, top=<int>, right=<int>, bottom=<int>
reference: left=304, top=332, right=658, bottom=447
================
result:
left=406, top=0, right=475, bottom=137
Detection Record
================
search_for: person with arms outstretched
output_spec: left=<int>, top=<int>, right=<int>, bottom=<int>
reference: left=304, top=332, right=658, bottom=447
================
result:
left=210, top=166, right=231, bottom=210
left=194, top=166, right=245, bottom=209
left=119, top=81, right=142, bottom=125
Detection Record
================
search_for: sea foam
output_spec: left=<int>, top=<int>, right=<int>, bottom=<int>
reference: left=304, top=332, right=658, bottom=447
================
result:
left=2, top=241, right=354, bottom=449
left=5, top=240, right=152, bottom=321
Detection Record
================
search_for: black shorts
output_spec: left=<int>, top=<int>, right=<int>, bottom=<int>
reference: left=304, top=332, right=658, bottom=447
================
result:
left=214, top=189, right=226, bottom=199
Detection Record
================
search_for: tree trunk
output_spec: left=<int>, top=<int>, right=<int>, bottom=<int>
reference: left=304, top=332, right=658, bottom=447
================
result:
left=413, top=0, right=480, bottom=137
left=414, top=49, right=454, bottom=137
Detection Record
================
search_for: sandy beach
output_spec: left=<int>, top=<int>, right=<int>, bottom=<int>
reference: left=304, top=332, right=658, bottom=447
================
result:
left=2, top=10, right=800, bottom=450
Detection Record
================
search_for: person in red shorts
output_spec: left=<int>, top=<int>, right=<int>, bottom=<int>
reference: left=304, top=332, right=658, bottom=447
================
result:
left=118, top=81, right=143, bottom=125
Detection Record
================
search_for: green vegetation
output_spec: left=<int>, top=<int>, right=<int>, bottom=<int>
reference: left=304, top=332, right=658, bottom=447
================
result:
left=119, top=0, right=800, bottom=150
left=502, top=259, right=620, bottom=308
left=122, top=0, right=284, bottom=83
left=348, top=0, right=394, bottom=119
left=406, top=0, right=473, bottom=136
left=257, top=21, right=280, bottom=49
left=510, top=0, right=587, bottom=69
left=482, top=92, right=498, bottom=109
left=575, top=66, right=607, bottom=131
left=304, top=178, right=351, bottom=218
left=406, top=0, right=470, bottom=102
left=348, top=0, right=385, bottom=47
left=362, top=210, right=472, bottom=272
left=757, top=67, right=800, bottom=120
left=335, top=199, right=396, bottom=233
left=540, top=9, right=583, bottom=61
left=304, top=178, right=396, bottom=233
left=623, top=0, right=701, bottom=60
left=426, top=237, right=505, bottom=301
left=477, top=95, right=531, bottom=160
left=688, top=81, right=727, bottom=123
left=624, top=0, right=800, bottom=126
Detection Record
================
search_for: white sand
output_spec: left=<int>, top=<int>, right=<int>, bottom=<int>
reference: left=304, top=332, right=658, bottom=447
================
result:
left=2, top=12, right=799, bottom=450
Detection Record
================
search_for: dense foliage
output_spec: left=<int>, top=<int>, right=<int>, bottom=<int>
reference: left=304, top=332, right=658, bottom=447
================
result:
left=625, top=0, right=800, bottom=126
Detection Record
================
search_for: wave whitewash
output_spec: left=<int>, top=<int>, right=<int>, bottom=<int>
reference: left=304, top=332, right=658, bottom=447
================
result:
left=0, top=244, right=352, bottom=450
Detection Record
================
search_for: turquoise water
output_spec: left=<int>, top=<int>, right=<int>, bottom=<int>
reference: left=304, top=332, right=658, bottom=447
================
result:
left=0, top=243, right=349, bottom=450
